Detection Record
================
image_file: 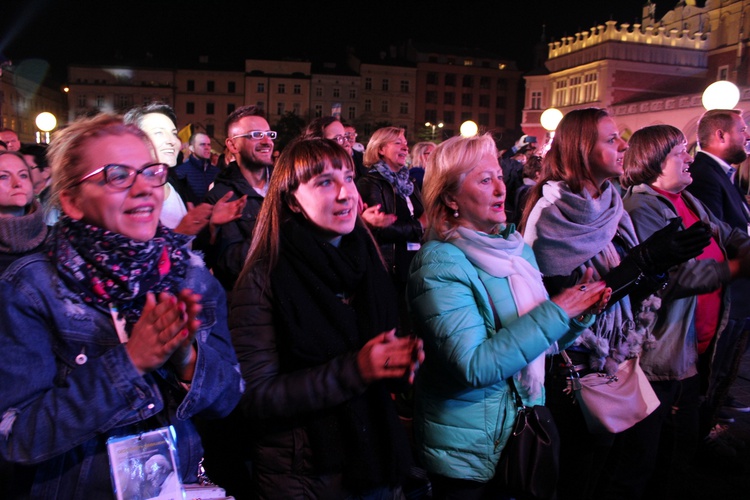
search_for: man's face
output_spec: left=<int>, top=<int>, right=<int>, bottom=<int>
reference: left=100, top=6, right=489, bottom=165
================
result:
left=225, top=116, right=275, bottom=170
left=722, top=114, right=749, bottom=165
left=190, top=133, right=212, bottom=160
left=0, top=131, right=20, bottom=151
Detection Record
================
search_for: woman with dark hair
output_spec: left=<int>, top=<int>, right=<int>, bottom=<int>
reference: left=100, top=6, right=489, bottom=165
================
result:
left=0, top=114, right=243, bottom=498
left=621, top=124, right=750, bottom=495
left=230, top=137, right=423, bottom=498
left=522, top=108, right=711, bottom=499
left=0, top=151, right=48, bottom=272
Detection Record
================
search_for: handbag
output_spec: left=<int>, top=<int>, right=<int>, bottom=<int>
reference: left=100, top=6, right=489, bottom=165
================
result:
left=497, top=378, right=560, bottom=500
left=561, top=351, right=660, bottom=434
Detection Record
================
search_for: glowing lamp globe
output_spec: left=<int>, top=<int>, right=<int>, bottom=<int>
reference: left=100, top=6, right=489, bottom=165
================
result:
left=460, top=120, right=478, bottom=137
left=702, top=81, right=740, bottom=111
left=35, top=112, right=57, bottom=132
left=540, top=108, right=564, bottom=131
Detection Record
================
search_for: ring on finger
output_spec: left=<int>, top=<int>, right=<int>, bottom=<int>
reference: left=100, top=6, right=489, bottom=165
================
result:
left=579, top=285, right=587, bottom=292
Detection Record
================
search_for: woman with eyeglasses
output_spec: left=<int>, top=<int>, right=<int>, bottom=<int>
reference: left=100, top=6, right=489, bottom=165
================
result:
left=0, top=151, right=49, bottom=273
left=0, top=114, right=243, bottom=499
left=357, top=126, right=425, bottom=335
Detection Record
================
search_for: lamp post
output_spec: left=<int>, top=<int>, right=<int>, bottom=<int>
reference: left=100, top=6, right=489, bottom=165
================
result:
left=460, top=120, right=478, bottom=137
left=35, top=112, right=57, bottom=144
left=540, top=108, right=564, bottom=156
left=702, top=81, right=740, bottom=110
left=425, top=121, right=443, bottom=141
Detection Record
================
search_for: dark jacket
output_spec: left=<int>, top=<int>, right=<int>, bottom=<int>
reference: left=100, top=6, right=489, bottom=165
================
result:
left=174, top=155, right=220, bottom=206
left=202, top=161, right=266, bottom=293
left=686, top=151, right=750, bottom=231
left=356, top=168, right=424, bottom=284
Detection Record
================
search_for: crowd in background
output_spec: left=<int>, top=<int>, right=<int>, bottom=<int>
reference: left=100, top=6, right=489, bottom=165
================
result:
left=0, top=102, right=749, bottom=500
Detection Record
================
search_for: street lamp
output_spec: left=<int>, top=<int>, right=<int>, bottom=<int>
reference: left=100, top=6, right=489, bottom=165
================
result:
left=540, top=107, right=564, bottom=156
left=35, top=112, right=57, bottom=144
left=702, top=81, right=741, bottom=110
left=460, top=120, right=478, bottom=137
left=425, top=121, right=443, bottom=140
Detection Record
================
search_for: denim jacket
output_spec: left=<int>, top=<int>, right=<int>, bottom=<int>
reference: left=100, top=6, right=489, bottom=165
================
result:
left=0, top=251, right=243, bottom=499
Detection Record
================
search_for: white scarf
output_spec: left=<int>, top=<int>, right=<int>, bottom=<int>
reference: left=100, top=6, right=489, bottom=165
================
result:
left=451, top=226, right=550, bottom=399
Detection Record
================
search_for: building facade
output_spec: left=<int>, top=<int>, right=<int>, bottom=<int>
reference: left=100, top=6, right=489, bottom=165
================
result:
left=522, top=0, right=750, bottom=147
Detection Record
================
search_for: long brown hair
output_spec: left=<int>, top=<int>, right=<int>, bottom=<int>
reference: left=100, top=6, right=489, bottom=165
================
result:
left=240, top=138, right=368, bottom=282
left=519, top=107, right=609, bottom=231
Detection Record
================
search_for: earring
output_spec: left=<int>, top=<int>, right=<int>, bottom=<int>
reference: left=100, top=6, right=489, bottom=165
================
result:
left=453, top=209, right=459, bottom=218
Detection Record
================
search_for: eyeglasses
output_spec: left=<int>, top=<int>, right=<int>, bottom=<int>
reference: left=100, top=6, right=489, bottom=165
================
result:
left=231, top=130, right=277, bottom=141
left=76, top=162, right=168, bottom=189
left=330, top=135, right=347, bottom=145
left=344, top=133, right=357, bottom=143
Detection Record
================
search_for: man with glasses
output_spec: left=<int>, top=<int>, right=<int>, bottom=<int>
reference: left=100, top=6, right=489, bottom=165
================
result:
left=342, top=121, right=367, bottom=178
left=203, top=105, right=274, bottom=294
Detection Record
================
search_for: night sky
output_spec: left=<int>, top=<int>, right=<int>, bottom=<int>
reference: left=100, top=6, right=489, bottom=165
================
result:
left=1, top=0, right=673, bottom=84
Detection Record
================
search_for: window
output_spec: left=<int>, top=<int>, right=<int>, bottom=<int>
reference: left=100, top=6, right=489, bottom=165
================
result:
left=77, top=94, right=86, bottom=107
left=278, top=84, right=286, bottom=94
left=444, top=92, right=455, bottom=105
left=495, top=114, right=506, bottom=127
left=293, top=103, right=301, bottom=114
left=365, top=77, right=372, bottom=90
left=257, top=82, right=265, bottom=93
left=382, top=79, right=390, bottom=91
left=479, top=113, right=489, bottom=126
left=381, top=100, right=389, bottom=113
left=425, top=109, right=437, bottom=123
left=349, top=88, right=357, bottom=99
left=495, top=96, right=506, bottom=108
left=426, top=91, right=438, bottom=104
left=462, top=94, right=472, bottom=106
left=333, top=88, right=341, bottom=98
left=227, top=103, right=236, bottom=115
left=348, top=106, right=356, bottom=120
left=364, top=99, right=372, bottom=112
left=256, top=101, right=264, bottom=111
left=277, top=102, right=285, bottom=115
left=462, top=75, right=473, bottom=88
left=206, top=124, right=214, bottom=137
left=496, top=79, right=508, bottom=90
left=187, top=80, right=195, bottom=91
left=316, top=87, right=323, bottom=97
left=115, top=94, right=133, bottom=110
left=479, top=95, right=490, bottom=107
left=718, top=65, right=729, bottom=81
left=96, top=95, right=105, bottom=107
left=553, top=79, right=568, bottom=107
left=400, top=80, right=409, bottom=93
left=445, top=73, right=456, bottom=86
left=583, top=73, right=598, bottom=103
left=207, top=80, right=215, bottom=92
left=315, top=104, right=323, bottom=117
left=228, top=81, right=236, bottom=93
left=293, top=84, right=301, bottom=95
left=480, top=76, right=490, bottom=89
left=463, top=59, right=474, bottom=66
left=426, top=72, right=438, bottom=85
left=568, top=75, right=582, bottom=104
left=400, top=102, right=409, bottom=114
left=206, top=102, right=215, bottom=115
left=444, top=111, right=455, bottom=123
left=461, top=112, right=472, bottom=122
left=531, top=91, right=542, bottom=110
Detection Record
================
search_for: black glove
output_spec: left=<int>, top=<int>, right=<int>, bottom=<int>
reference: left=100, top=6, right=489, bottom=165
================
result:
left=603, top=218, right=711, bottom=304
left=630, top=217, right=712, bottom=275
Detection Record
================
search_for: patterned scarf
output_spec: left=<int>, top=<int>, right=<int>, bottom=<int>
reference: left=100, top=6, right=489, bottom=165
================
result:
left=49, top=215, right=192, bottom=331
left=373, top=160, right=414, bottom=199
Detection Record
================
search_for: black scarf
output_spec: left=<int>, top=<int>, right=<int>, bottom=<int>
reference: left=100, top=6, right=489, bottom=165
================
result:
left=270, top=216, right=411, bottom=491
left=49, top=216, right=192, bottom=331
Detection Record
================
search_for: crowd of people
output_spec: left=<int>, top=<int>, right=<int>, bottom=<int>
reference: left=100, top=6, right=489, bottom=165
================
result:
left=0, top=103, right=748, bottom=500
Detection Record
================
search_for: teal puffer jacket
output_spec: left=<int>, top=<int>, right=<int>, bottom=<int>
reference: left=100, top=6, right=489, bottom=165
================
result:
left=407, top=239, right=584, bottom=482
